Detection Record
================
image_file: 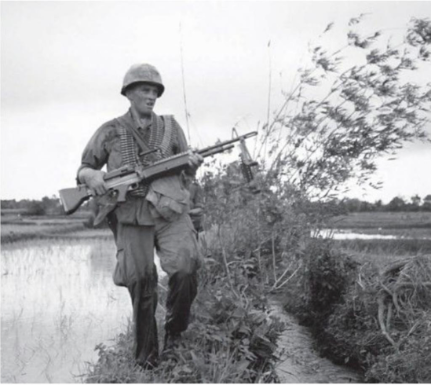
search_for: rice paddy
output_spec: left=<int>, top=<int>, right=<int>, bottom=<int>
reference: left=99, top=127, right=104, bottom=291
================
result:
left=1, top=238, right=131, bottom=383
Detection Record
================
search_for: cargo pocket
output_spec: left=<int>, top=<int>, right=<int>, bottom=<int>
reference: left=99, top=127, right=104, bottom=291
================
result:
left=146, top=175, right=190, bottom=222
left=114, top=199, right=139, bottom=225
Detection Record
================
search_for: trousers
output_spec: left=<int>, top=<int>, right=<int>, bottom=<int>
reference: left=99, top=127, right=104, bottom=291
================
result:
left=108, top=210, right=201, bottom=366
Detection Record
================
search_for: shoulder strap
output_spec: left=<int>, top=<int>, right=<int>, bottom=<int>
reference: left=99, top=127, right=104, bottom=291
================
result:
left=116, top=113, right=174, bottom=157
left=116, top=115, right=152, bottom=156
left=160, top=115, right=174, bottom=154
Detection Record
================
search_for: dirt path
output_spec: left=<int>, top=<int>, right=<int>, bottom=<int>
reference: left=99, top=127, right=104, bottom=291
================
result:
left=270, top=303, right=361, bottom=383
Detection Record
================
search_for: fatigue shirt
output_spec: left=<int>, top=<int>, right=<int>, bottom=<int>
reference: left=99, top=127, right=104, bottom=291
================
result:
left=78, top=109, right=189, bottom=226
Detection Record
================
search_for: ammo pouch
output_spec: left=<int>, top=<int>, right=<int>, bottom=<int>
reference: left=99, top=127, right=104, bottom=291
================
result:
left=93, top=191, right=119, bottom=226
left=146, top=174, right=190, bottom=222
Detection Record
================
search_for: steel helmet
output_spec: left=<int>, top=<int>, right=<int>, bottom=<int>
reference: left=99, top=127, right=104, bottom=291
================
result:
left=121, top=63, right=165, bottom=97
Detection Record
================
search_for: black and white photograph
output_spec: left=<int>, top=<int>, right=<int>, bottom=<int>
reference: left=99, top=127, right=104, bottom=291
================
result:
left=1, top=0, right=430, bottom=383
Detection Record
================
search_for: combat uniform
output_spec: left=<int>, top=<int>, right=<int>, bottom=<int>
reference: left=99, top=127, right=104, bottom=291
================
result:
left=78, top=107, right=201, bottom=367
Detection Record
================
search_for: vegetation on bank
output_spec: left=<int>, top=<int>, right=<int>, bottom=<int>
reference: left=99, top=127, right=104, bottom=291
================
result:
left=284, top=240, right=430, bottom=383
left=86, top=268, right=284, bottom=383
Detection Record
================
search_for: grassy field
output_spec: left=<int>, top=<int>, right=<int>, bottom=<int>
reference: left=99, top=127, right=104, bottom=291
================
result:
left=1, top=213, right=94, bottom=243
left=331, top=211, right=431, bottom=230
left=327, top=211, right=431, bottom=260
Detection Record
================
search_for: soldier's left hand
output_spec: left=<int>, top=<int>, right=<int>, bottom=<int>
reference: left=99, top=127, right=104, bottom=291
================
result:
left=188, top=151, right=204, bottom=169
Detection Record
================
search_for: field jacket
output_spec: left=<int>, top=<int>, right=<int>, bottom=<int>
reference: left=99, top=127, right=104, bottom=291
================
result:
left=78, top=109, right=190, bottom=225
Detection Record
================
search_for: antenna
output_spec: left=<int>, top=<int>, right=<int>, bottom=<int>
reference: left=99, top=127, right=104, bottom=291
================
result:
left=179, top=22, right=191, bottom=145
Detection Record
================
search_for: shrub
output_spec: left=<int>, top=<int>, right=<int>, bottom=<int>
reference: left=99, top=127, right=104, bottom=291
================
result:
left=285, top=251, right=431, bottom=383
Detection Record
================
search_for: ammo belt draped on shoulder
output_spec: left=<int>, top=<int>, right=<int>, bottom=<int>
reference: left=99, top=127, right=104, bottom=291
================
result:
left=117, top=115, right=175, bottom=197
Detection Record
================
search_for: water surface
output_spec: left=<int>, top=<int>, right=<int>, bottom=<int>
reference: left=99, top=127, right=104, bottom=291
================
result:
left=313, top=229, right=430, bottom=240
left=1, top=239, right=132, bottom=383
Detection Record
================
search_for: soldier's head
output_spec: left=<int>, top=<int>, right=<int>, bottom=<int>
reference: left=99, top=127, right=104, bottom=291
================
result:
left=121, top=64, right=165, bottom=116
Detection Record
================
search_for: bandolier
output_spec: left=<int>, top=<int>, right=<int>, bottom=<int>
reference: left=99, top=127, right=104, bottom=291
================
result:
left=117, top=114, right=176, bottom=197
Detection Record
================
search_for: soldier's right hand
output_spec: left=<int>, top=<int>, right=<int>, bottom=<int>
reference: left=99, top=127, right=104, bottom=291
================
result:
left=79, top=169, right=108, bottom=196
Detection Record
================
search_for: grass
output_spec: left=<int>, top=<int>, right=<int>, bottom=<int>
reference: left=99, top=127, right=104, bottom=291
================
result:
left=1, top=237, right=125, bottom=383
left=283, top=236, right=431, bottom=383
left=325, top=254, right=431, bottom=383
left=331, top=211, right=431, bottom=229
left=85, top=272, right=284, bottom=383
left=2, top=218, right=284, bottom=383
left=335, top=238, right=431, bottom=258
left=3, top=210, right=430, bottom=383
left=334, top=227, right=430, bottom=238
left=1, top=214, right=94, bottom=243
left=1, top=223, right=87, bottom=243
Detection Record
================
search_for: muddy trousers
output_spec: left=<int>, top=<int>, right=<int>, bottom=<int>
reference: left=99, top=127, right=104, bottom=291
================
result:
left=109, top=213, right=201, bottom=367
left=127, top=269, right=198, bottom=366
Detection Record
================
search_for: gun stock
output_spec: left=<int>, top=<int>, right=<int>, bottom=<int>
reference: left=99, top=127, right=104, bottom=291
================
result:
left=59, top=186, right=91, bottom=215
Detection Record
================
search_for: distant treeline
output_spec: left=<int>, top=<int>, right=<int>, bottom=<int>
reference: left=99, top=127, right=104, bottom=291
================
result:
left=339, top=194, right=431, bottom=213
left=1, top=196, right=89, bottom=216
left=1, top=194, right=431, bottom=217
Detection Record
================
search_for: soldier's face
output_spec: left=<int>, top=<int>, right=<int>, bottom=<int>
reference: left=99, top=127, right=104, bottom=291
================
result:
left=126, top=83, right=159, bottom=117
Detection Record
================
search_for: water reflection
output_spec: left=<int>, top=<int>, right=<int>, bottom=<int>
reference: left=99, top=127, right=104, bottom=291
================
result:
left=313, top=229, right=430, bottom=240
left=1, top=239, right=132, bottom=383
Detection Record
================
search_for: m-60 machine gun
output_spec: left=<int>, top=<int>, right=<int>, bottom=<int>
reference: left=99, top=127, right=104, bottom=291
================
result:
left=59, top=130, right=258, bottom=219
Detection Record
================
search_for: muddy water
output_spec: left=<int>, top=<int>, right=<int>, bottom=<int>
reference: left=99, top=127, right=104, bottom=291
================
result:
left=1, top=239, right=133, bottom=383
left=314, top=229, right=430, bottom=240
left=271, top=303, right=361, bottom=383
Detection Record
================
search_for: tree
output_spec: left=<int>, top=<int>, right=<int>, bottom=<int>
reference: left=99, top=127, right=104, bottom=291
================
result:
left=387, top=196, right=406, bottom=212
left=41, top=195, right=62, bottom=215
left=25, top=200, right=45, bottom=216
left=410, top=194, right=422, bottom=211
left=374, top=199, right=383, bottom=211
left=422, top=194, right=431, bottom=211
left=256, top=16, right=430, bottom=200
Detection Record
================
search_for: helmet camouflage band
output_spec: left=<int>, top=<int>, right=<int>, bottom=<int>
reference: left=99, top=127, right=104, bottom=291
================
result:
left=121, top=63, right=165, bottom=97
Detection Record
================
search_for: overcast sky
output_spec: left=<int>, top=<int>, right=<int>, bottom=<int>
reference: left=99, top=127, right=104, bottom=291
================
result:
left=1, top=1, right=430, bottom=203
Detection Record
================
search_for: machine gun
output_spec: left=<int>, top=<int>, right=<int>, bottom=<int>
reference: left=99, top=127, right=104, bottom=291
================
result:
left=59, top=130, right=258, bottom=217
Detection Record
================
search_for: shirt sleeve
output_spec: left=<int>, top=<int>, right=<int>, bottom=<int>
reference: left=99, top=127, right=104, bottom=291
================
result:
left=76, top=123, right=114, bottom=183
left=171, top=117, right=200, bottom=176
left=172, top=118, right=189, bottom=154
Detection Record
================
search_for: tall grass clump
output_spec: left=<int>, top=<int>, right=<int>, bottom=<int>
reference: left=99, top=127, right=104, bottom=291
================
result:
left=323, top=255, right=430, bottom=382
left=283, top=241, right=430, bottom=382
left=86, top=267, right=284, bottom=383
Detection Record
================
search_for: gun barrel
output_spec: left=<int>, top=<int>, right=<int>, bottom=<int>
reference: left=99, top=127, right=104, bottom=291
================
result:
left=200, top=144, right=235, bottom=158
left=197, top=131, right=257, bottom=156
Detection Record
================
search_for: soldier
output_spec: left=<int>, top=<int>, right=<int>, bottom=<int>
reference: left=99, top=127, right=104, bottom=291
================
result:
left=77, top=64, right=203, bottom=369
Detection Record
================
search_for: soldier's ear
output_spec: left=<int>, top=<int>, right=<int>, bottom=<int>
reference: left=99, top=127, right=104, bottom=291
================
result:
left=124, top=88, right=133, bottom=102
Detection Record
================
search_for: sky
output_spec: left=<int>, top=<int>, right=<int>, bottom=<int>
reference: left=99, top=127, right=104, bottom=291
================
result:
left=1, top=0, right=431, bottom=204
